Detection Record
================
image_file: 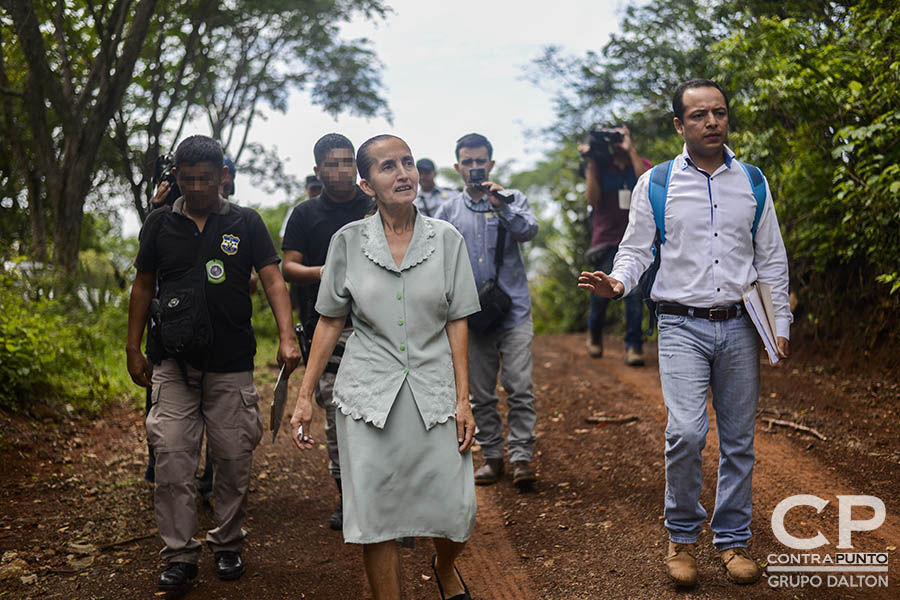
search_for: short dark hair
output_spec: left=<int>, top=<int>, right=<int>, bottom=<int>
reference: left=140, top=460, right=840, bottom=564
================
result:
left=174, top=135, right=224, bottom=169
left=314, top=133, right=355, bottom=166
left=356, top=134, right=402, bottom=179
left=672, top=79, right=729, bottom=120
left=455, top=133, right=493, bottom=160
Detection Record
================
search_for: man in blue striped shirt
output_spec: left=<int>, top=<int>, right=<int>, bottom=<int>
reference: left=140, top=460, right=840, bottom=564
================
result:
left=434, top=133, right=540, bottom=490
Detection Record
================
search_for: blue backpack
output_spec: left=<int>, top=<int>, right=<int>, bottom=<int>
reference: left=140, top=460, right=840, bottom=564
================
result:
left=638, top=159, right=767, bottom=333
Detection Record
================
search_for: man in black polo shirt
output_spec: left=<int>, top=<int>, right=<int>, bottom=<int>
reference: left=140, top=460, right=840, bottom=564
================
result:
left=126, top=135, right=300, bottom=595
left=281, top=133, right=372, bottom=530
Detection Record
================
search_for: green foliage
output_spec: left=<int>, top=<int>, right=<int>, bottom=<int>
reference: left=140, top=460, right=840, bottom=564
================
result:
left=0, top=268, right=135, bottom=413
left=527, top=0, right=900, bottom=353
left=251, top=199, right=297, bottom=247
left=509, top=144, right=590, bottom=334
left=718, top=0, right=900, bottom=347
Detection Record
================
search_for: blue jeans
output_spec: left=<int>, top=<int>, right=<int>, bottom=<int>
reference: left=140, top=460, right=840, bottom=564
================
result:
left=588, top=245, right=643, bottom=349
left=657, top=311, right=759, bottom=551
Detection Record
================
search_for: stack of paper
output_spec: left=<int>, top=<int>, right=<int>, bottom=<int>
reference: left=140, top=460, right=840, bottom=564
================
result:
left=743, top=282, right=779, bottom=365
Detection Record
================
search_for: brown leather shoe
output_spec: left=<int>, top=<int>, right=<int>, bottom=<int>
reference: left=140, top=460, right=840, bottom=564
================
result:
left=721, top=547, right=760, bottom=584
left=624, top=347, right=645, bottom=366
left=474, top=458, right=503, bottom=486
left=512, top=461, right=537, bottom=490
left=664, top=541, right=698, bottom=587
left=586, top=333, right=602, bottom=358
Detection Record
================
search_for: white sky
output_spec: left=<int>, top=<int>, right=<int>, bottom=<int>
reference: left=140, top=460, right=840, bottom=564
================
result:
left=123, top=0, right=623, bottom=235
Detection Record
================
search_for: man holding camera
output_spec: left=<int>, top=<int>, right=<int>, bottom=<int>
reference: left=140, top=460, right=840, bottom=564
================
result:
left=579, top=125, right=650, bottom=365
left=127, top=135, right=300, bottom=594
left=414, top=158, right=449, bottom=217
left=579, top=79, right=791, bottom=587
left=434, top=133, right=539, bottom=489
left=281, top=133, right=373, bottom=530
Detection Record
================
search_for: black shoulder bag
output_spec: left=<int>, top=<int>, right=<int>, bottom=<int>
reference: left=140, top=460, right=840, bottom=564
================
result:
left=148, top=218, right=218, bottom=364
left=467, top=222, right=512, bottom=334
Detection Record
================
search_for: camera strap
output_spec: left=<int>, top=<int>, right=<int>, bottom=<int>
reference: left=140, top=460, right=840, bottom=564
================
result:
left=492, top=221, right=506, bottom=279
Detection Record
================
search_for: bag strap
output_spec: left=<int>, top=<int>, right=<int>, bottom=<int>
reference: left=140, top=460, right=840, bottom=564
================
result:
left=182, top=208, right=223, bottom=386
left=735, top=160, right=767, bottom=238
left=198, top=212, right=222, bottom=271
left=492, top=221, right=506, bottom=277
left=649, top=159, right=766, bottom=242
left=648, top=160, right=674, bottom=244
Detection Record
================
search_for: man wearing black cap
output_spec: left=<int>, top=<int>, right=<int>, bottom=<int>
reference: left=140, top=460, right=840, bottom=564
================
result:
left=415, top=158, right=449, bottom=217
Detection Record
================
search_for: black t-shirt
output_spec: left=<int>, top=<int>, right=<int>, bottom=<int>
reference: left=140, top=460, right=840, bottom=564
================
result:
left=135, top=200, right=280, bottom=372
left=281, top=187, right=372, bottom=323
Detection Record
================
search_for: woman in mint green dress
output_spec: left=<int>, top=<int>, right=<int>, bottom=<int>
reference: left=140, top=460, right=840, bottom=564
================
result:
left=290, top=134, right=480, bottom=600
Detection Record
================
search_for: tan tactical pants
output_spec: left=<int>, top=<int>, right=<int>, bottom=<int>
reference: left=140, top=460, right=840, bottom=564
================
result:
left=147, top=359, right=263, bottom=564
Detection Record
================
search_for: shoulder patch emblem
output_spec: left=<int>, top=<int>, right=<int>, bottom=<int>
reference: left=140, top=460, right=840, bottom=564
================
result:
left=221, top=233, right=240, bottom=256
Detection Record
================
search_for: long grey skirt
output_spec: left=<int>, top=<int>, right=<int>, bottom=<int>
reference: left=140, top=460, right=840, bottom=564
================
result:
left=335, top=381, right=477, bottom=544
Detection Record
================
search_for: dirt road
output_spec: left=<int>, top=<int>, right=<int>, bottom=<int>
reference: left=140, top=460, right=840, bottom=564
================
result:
left=1, top=334, right=897, bottom=598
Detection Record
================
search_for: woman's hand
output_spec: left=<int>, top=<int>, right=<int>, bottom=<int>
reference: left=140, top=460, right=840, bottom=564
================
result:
left=289, top=386, right=316, bottom=450
left=456, top=397, right=476, bottom=453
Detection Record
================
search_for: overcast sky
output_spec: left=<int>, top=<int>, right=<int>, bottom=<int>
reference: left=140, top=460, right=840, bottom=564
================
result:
left=246, top=1, right=625, bottom=195
left=123, top=1, right=623, bottom=235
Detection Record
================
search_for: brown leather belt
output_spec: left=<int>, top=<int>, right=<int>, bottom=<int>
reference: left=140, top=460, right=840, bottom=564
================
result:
left=657, top=302, right=743, bottom=321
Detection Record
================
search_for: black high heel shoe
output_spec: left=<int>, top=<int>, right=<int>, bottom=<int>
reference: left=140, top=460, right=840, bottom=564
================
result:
left=431, top=554, right=472, bottom=600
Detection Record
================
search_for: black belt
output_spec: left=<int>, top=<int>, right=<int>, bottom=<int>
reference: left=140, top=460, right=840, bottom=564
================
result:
left=657, top=302, right=743, bottom=321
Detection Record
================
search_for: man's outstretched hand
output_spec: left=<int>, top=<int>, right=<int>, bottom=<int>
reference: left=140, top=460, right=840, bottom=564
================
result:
left=578, top=271, right=624, bottom=298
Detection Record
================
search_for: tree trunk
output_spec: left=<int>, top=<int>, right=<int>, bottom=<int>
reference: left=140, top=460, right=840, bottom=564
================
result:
left=1, top=0, right=159, bottom=279
left=26, top=172, right=46, bottom=263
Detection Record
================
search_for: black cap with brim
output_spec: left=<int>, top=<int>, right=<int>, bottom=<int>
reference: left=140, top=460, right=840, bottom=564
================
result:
left=416, top=158, right=436, bottom=172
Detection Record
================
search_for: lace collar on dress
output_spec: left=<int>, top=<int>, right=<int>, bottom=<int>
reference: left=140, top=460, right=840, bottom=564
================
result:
left=360, top=209, right=436, bottom=273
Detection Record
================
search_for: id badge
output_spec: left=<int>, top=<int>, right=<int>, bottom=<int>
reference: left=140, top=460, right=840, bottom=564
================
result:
left=618, top=188, right=632, bottom=210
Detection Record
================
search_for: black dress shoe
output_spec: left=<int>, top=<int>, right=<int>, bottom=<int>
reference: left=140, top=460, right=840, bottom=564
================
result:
left=329, top=501, right=343, bottom=530
left=474, top=458, right=503, bottom=486
left=158, top=561, right=198, bottom=592
left=431, top=554, right=471, bottom=600
left=214, top=551, right=245, bottom=581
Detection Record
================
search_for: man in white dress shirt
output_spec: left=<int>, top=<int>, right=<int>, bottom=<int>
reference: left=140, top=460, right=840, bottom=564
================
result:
left=579, top=79, right=791, bottom=588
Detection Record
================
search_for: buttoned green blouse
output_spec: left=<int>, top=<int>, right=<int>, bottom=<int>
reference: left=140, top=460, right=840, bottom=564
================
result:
left=316, top=211, right=481, bottom=429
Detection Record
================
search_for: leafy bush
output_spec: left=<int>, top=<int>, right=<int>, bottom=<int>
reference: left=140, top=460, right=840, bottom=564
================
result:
left=0, top=269, right=135, bottom=413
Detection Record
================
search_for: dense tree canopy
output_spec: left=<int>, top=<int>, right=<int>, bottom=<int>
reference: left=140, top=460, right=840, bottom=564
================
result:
left=522, top=0, right=899, bottom=352
left=0, top=0, right=390, bottom=275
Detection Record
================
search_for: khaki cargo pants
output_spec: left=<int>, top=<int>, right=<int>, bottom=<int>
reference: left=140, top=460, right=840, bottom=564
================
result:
left=147, top=359, right=263, bottom=564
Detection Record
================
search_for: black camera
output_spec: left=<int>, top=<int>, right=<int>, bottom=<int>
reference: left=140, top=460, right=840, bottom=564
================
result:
left=467, top=167, right=514, bottom=203
left=152, top=153, right=181, bottom=207
left=583, top=127, right=625, bottom=167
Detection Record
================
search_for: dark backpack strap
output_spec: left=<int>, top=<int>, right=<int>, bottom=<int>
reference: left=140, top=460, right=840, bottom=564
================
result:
left=493, top=221, right=507, bottom=276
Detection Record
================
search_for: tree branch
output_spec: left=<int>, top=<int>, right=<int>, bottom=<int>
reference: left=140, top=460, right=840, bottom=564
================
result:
left=0, top=0, right=77, bottom=135
left=52, top=1, right=76, bottom=105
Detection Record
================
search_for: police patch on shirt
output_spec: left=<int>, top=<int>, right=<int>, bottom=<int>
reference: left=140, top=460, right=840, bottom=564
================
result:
left=206, top=259, right=226, bottom=284
left=221, top=233, right=240, bottom=256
